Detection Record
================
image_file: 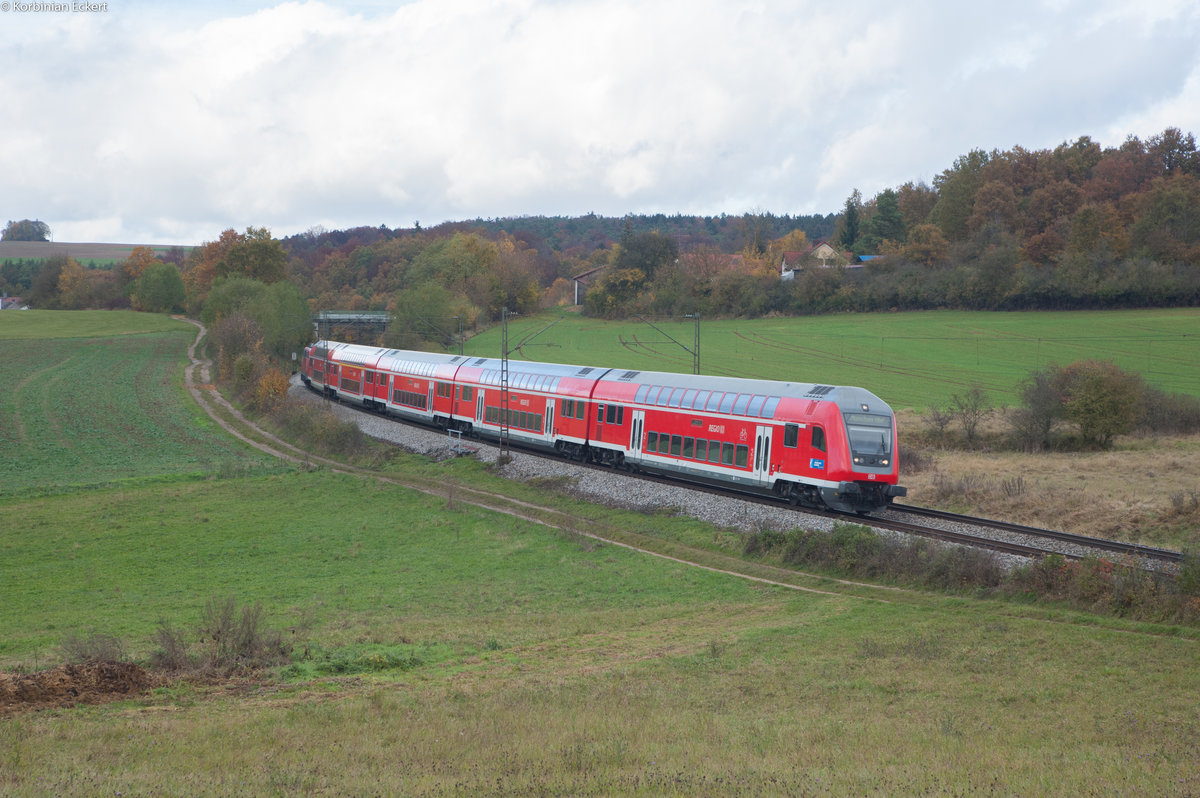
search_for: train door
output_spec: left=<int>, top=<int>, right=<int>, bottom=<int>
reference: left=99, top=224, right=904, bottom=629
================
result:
left=545, top=402, right=554, bottom=437
left=754, top=424, right=774, bottom=485
left=629, top=409, right=645, bottom=464
left=476, top=390, right=485, bottom=425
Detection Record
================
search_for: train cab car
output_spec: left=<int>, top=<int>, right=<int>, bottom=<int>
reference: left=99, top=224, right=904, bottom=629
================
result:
left=770, top=385, right=906, bottom=513
left=591, top=369, right=905, bottom=514
left=449, top=357, right=601, bottom=450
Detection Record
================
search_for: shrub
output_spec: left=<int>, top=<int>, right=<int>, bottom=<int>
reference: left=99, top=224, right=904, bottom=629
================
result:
left=198, top=596, right=291, bottom=672
left=899, top=446, right=936, bottom=475
left=149, top=620, right=195, bottom=673
left=269, top=399, right=370, bottom=459
left=252, top=368, right=291, bottom=411
left=60, top=630, right=126, bottom=663
left=1139, top=387, right=1200, bottom=434
left=1050, top=360, right=1145, bottom=448
left=950, top=385, right=992, bottom=446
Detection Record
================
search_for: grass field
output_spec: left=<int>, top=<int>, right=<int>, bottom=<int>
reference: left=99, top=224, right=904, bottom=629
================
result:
left=3, top=470, right=1199, bottom=794
left=463, top=308, right=1200, bottom=410
left=0, top=311, right=275, bottom=496
left=3, top=309, right=1200, bottom=794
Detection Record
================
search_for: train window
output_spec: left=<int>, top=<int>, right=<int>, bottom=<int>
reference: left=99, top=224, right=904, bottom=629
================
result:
left=462, top=385, right=473, bottom=402
left=784, top=424, right=799, bottom=448
left=668, top=388, right=685, bottom=408
left=682, top=389, right=696, bottom=408
left=705, top=392, right=723, bottom=411
left=747, top=395, right=765, bottom=416
left=576, top=402, right=585, bottom=419
left=606, top=404, right=621, bottom=424
left=635, top=385, right=650, bottom=403
left=535, top=413, right=543, bottom=432
left=761, top=397, right=780, bottom=418
left=560, top=398, right=570, bottom=416
left=721, top=443, right=735, bottom=465
left=656, top=389, right=672, bottom=407
left=647, top=431, right=658, bottom=450
left=812, top=426, right=826, bottom=453
left=695, top=439, right=707, bottom=460
left=692, top=390, right=710, bottom=410
left=683, top=437, right=694, bottom=458
left=735, top=445, right=749, bottom=468
left=598, top=405, right=605, bottom=422
left=708, top=441, right=721, bottom=463
left=732, top=394, right=751, bottom=415
left=646, top=386, right=662, bottom=405
left=719, top=393, right=736, bottom=414
left=670, top=435, right=682, bottom=456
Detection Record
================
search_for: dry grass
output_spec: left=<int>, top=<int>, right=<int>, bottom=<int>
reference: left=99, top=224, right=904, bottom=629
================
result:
left=897, top=410, right=1200, bottom=549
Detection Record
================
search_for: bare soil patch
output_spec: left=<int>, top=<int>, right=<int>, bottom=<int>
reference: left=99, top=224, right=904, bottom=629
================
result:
left=0, top=661, right=158, bottom=714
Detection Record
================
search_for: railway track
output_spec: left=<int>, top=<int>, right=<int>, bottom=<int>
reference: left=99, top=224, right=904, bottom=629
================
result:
left=885, top=504, right=1184, bottom=567
left=608, top=463, right=1182, bottom=572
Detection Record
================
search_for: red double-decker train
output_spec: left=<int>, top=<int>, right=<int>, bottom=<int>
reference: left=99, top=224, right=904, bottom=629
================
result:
left=301, top=340, right=906, bottom=514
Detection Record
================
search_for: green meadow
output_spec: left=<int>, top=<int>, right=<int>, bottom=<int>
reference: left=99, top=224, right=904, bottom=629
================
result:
left=0, top=311, right=275, bottom=496
left=2, top=309, right=1199, bottom=794
left=467, top=308, right=1200, bottom=410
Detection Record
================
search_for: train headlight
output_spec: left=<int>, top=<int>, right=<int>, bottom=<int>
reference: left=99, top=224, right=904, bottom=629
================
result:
left=881, top=459, right=889, bottom=466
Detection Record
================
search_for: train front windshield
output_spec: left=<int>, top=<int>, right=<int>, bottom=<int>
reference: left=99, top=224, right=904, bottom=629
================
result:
left=844, top=412, right=893, bottom=465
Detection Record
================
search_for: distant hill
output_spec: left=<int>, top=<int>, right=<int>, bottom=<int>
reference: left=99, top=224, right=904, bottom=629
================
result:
left=0, top=241, right=189, bottom=263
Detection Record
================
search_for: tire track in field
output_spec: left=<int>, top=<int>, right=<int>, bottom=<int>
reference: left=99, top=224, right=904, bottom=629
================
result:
left=10, top=358, right=62, bottom=447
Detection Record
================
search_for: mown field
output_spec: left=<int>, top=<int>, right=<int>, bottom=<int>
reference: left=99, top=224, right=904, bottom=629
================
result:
left=464, top=308, right=1200, bottom=410
left=2, top=309, right=1199, bottom=794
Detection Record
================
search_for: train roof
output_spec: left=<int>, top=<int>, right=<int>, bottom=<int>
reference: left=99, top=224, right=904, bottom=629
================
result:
left=450, top=355, right=611, bottom=395
left=313, top=342, right=893, bottom=417
left=592, top=367, right=892, bottom=417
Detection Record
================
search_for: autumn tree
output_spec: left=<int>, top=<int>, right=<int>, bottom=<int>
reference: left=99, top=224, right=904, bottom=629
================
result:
left=765, top=229, right=810, bottom=275
left=968, top=181, right=1019, bottom=235
left=931, top=149, right=989, bottom=241
left=1147, top=127, right=1198, bottom=175
left=56, top=257, right=91, bottom=309
left=2, top=219, right=50, bottom=242
left=1130, top=173, right=1200, bottom=264
left=896, top=181, right=938, bottom=235
left=119, top=245, right=164, bottom=288
left=133, top=262, right=186, bottom=313
left=902, top=224, right=950, bottom=266
left=612, top=230, right=678, bottom=281
left=183, top=227, right=286, bottom=309
left=387, top=283, right=460, bottom=350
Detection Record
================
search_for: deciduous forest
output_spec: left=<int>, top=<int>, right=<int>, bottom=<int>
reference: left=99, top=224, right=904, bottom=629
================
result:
left=4, top=127, right=1200, bottom=344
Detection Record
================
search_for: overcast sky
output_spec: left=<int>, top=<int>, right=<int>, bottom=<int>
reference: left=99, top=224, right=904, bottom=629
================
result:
left=3, top=0, right=1199, bottom=245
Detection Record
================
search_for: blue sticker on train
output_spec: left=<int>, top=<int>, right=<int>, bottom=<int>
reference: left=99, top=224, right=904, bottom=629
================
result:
left=810, top=458, right=825, bottom=470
